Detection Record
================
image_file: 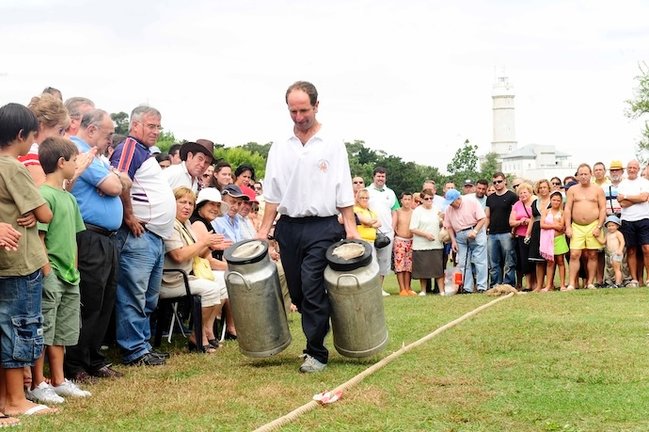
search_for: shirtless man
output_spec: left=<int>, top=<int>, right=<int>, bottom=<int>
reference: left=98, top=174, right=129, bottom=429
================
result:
left=393, top=192, right=415, bottom=296
left=564, top=163, right=606, bottom=290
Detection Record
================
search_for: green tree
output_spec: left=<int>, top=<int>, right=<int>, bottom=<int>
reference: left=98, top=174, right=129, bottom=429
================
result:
left=343, top=139, right=443, bottom=196
left=446, top=139, right=479, bottom=187
left=626, top=62, right=649, bottom=164
left=155, top=132, right=183, bottom=153
left=241, top=142, right=272, bottom=160
left=345, top=140, right=377, bottom=181
left=110, top=111, right=129, bottom=135
left=447, top=139, right=478, bottom=174
left=479, top=152, right=501, bottom=181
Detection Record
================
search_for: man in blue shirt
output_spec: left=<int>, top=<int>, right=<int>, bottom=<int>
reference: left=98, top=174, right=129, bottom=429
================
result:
left=212, top=184, right=251, bottom=242
left=66, top=109, right=129, bottom=381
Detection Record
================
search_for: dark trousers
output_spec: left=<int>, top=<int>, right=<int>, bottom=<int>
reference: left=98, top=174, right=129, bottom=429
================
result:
left=64, top=230, right=118, bottom=376
left=275, top=215, right=344, bottom=364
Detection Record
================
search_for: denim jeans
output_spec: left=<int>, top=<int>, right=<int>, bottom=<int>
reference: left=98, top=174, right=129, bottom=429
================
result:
left=114, top=228, right=164, bottom=363
left=456, top=229, right=488, bottom=292
left=0, top=270, right=44, bottom=368
left=488, top=233, right=516, bottom=287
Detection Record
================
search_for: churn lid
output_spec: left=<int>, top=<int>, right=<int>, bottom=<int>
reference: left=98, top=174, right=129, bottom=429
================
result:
left=325, top=240, right=372, bottom=271
left=224, top=239, right=268, bottom=265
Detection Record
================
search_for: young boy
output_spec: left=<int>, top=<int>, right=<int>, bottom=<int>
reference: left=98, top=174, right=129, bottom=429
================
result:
left=28, top=137, right=91, bottom=404
left=394, top=192, right=415, bottom=296
left=0, top=103, right=56, bottom=419
left=597, top=215, right=625, bottom=288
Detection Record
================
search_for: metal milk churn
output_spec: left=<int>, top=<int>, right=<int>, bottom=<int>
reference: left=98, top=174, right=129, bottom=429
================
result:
left=224, top=239, right=291, bottom=358
left=324, top=240, right=388, bottom=358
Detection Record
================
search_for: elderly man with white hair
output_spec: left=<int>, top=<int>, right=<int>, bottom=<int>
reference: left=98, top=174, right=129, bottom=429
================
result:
left=443, top=189, right=488, bottom=293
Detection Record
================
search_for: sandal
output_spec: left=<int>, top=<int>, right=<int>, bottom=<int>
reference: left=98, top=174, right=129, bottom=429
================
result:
left=188, top=340, right=217, bottom=354
left=0, top=414, right=19, bottom=428
left=208, top=339, right=220, bottom=349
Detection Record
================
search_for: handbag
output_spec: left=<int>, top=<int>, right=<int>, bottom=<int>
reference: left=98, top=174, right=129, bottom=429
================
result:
left=438, top=227, right=451, bottom=244
left=192, top=256, right=215, bottom=281
left=374, top=231, right=391, bottom=249
left=175, top=220, right=215, bottom=281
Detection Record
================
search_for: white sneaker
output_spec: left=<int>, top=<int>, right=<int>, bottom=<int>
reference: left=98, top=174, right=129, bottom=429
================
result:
left=28, top=381, right=65, bottom=404
left=382, top=290, right=390, bottom=297
left=52, top=379, right=91, bottom=398
left=418, top=291, right=426, bottom=296
left=299, top=354, right=326, bottom=373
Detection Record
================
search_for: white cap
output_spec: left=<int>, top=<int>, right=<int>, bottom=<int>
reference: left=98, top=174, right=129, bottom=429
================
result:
left=196, top=187, right=230, bottom=215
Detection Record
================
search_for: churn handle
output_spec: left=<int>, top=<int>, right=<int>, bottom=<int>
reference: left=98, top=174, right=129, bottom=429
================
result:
left=226, top=271, right=253, bottom=291
left=336, top=273, right=361, bottom=289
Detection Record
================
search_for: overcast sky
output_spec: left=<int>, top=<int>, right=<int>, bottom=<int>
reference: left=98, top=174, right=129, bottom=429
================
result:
left=1, top=0, right=648, bottom=172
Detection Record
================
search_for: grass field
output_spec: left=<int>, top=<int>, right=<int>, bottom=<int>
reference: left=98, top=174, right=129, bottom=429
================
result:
left=25, top=277, right=649, bottom=431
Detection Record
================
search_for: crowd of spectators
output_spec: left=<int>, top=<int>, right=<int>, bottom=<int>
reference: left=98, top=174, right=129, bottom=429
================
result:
left=0, top=88, right=275, bottom=420
left=352, top=160, right=649, bottom=296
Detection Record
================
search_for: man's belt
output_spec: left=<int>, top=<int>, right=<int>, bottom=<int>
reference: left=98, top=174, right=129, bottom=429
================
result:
left=457, top=226, right=475, bottom=232
left=85, top=223, right=117, bottom=237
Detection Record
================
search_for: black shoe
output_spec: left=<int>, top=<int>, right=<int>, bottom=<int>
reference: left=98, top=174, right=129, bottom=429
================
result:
left=69, top=370, right=98, bottom=384
left=90, top=365, right=124, bottom=378
left=208, top=339, right=220, bottom=349
left=150, top=349, right=170, bottom=359
left=125, top=352, right=166, bottom=366
left=224, top=332, right=237, bottom=341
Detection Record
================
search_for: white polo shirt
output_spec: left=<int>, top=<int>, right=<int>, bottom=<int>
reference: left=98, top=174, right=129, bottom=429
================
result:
left=162, top=162, right=197, bottom=193
left=367, top=183, right=399, bottom=235
left=264, top=128, right=354, bottom=217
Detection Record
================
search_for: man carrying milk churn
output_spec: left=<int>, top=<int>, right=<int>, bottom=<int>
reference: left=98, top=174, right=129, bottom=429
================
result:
left=257, top=81, right=359, bottom=373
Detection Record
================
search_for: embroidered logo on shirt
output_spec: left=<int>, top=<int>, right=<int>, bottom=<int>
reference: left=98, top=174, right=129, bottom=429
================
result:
left=318, top=159, right=329, bottom=173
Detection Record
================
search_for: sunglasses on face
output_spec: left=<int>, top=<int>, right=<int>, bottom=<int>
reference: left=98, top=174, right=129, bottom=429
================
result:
left=353, top=181, right=364, bottom=184
left=493, top=180, right=504, bottom=184
left=552, top=182, right=561, bottom=186
left=422, top=197, right=433, bottom=201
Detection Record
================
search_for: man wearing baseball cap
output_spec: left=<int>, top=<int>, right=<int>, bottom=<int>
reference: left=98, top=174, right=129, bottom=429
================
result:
left=463, top=179, right=475, bottom=194
left=443, top=189, right=488, bottom=293
left=212, top=184, right=252, bottom=243
left=162, top=139, right=214, bottom=192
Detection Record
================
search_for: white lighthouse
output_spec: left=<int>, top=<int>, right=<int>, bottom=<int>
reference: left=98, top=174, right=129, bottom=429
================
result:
left=491, top=75, right=517, bottom=156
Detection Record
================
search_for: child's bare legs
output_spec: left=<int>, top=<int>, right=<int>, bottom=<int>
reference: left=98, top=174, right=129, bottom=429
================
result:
left=47, top=346, right=65, bottom=387
left=613, top=260, right=622, bottom=285
left=544, top=260, right=556, bottom=290
left=3, top=367, right=56, bottom=416
left=556, top=254, right=566, bottom=289
left=31, top=354, right=46, bottom=389
left=396, top=272, right=407, bottom=293
left=32, top=345, right=64, bottom=388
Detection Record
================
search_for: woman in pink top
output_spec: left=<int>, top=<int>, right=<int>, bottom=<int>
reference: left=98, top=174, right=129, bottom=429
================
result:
left=509, top=182, right=536, bottom=290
